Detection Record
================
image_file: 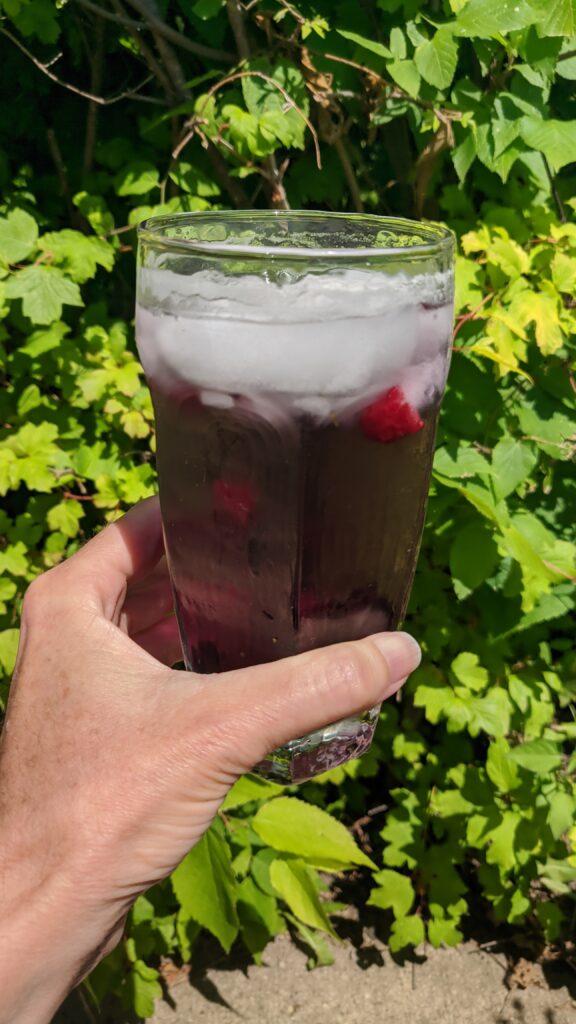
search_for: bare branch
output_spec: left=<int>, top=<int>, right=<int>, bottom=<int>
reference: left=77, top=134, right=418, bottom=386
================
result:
left=333, top=137, right=364, bottom=213
left=46, top=128, right=76, bottom=223
left=226, top=0, right=251, bottom=61
left=111, top=0, right=175, bottom=100
left=123, top=0, right=236, bottom=63
left=0, top=27, right=160, bottom=105
left=83, top=14, right=105, bottom=173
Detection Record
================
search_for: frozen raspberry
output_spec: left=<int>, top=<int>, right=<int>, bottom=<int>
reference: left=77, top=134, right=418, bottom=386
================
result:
left=360, top=386, right=424, bottom=443
left=213, top=480, right=254, bottom=528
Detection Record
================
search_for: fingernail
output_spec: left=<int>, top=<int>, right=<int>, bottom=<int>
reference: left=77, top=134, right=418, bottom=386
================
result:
left=370, top=631, right=421, bottom=684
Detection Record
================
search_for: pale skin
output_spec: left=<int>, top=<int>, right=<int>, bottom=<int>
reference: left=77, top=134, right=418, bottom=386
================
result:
left=0, top=497, right=421, bottom=1024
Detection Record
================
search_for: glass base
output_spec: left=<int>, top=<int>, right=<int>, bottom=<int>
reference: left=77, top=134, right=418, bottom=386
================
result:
left=252, top=705, right=380, bottom=784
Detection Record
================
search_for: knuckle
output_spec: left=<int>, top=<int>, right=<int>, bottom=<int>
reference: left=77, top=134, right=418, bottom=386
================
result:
left=21, top=572, right=53, bottom=623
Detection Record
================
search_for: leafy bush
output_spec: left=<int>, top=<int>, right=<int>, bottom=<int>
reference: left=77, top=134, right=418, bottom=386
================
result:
left=1, top=0, right=575, bottom=1017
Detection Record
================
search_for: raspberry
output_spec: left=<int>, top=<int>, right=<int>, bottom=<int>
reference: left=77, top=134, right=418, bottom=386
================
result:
left=360, top=386, right=424, bottom=443
left=213, top=480, right=254, bottom=528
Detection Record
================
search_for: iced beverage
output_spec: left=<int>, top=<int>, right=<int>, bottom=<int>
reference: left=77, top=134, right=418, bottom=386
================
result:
left=136, top=213, right=454, bottom=782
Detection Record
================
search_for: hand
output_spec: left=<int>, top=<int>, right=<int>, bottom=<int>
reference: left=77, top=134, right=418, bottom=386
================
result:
left=0, top=497, right=421, bottom=1023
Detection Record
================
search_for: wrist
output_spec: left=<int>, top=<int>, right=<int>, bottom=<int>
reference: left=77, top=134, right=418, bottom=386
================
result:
left=0, top=829, right=126, bottom=1024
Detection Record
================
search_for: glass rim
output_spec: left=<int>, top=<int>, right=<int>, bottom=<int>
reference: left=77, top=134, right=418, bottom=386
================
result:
left=137, top=210, right=455, bottom=260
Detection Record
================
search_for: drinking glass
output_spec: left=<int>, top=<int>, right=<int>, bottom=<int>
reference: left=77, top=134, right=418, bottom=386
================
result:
left=135, top=211, right=454, bottom=782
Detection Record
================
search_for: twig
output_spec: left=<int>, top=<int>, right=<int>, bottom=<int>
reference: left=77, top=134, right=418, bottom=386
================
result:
left=46, top=128, right=76, bottom=223
left=452, top=292, right=495, bottom=340
left=83, top=14, right=105, bottom=174
left=1, top=27, right=159, bottom=105
left=333, top=136, right=364, bottom=212
left=542, top=154, right=567, bottom=224
left=123, top=0, right=236, bottom=63
left=111, top=0, right=174, bottom=101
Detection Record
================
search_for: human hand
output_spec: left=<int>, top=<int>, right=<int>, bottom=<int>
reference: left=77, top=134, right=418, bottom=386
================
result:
left=0, top=497, right=421, bottom=1023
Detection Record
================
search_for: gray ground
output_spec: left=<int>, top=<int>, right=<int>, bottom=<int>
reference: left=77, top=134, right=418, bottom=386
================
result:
left=149, top=932, right=575, bottom=1024
left=56, top=925, right=575, bottom=1024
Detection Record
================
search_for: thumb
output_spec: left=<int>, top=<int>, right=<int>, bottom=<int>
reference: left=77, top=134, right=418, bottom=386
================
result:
left=180, top=631, right=421, bottom=778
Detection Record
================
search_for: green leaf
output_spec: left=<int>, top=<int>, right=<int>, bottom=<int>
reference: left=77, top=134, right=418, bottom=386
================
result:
left=192, top=0, right=224, bottom=18
left=449, top=523, right=499, bottom=597
left=269, top=857, right=336, bottom=935
left=387, top=59, right=421, bottom=96
left=368, top=869, right=415, bottom=918
left=0, top=629, right=20, bottom=675
left=538, top=858, right=576, bottom=894
left=508, top=738, right=563, bottom=774
left=456, top=0, right=538, bottom=37
left=451, top=652, right=489, bottom=692
left=252, top=797, right=376, bottom=870
left=47, top=500, right=84, bottom=538
left=485, top=812, right=521, bottom=872
left=39, top=230, right=115, bottom=283
left=221, top=774, right=284, bottom=811
left=547, top=791, right=575, bottom=840
left=531, top=0, right=576, bottom=36
left=428, top=916, right=463, bottom=947
left=551, top=251, right=576, bottom=294
left=491, top=440, right=538, bottom=500
left=5, top=265, right=83, bottom=324
left=486, top=738, right=521, bottom=793
left=0, top=208, right=38, bottom=263
left=388, top=914, right=425, bottom=952
left=126, top=959, right=162, bottom=1019
left=114, top=160, right=160, bottom=196
left=519, top=117, right=576, bottom=173
left=434, top=445, right=492, bottom=480
left=336, top=30, right=391, bottom=59
left=415, top=27, right=459, bottom=90
left=171, top=827, right=239, bottom=953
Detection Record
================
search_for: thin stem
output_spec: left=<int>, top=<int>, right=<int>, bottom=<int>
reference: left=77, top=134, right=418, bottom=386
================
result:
left=333, top=136, right=364, bottom=213
left=83, top=15, right=105, bottom=174
left=542, top=154, right=567, bottom=224
left=1, top=27, right=159, bottom=105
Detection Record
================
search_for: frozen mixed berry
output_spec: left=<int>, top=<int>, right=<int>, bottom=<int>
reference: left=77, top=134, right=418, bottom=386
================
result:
left=212, top=480, right=254, bottom=528
left=360, top=386, right=424, bottom=443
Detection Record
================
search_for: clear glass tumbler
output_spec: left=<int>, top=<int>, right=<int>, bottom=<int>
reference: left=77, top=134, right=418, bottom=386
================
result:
left=135, top=212, right=454, bottom=783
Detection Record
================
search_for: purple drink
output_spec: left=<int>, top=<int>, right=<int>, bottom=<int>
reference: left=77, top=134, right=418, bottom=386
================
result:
left=136, top=213, right=454, bottom=782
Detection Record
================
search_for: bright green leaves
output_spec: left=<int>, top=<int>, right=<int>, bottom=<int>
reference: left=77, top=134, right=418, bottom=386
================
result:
left=508, top=738, right=564, bottom=773
left=252, top=797, right=376, bottom=870
left=455, top=0, right=539, bottom=37
left=269, top=858, right=336, bottom=936
left=368, top=869, right=415, bottom=918
left=519, top=117, right=576, bottom=172
left=171, top=827, right=239, bottom=953
left=5, top=265, right=82, bottom=325
left=38, top=230, right=115, bottom=283
left=239, top=60, right=310, bottom=154
left=46, top=500, right=84, bottom=538
left=415, top=27, right=459, bottom=90
left=114, top=160, right=160, bottom=196
left=0, top=208, right=38, bottom=264
left=449, top=522, right=499, bottom=598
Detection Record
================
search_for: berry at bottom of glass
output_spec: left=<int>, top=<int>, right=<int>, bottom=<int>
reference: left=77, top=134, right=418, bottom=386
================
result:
left=136, top=212, right=455, bottom=784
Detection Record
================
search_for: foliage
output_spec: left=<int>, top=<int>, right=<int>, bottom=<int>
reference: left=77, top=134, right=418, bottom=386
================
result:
left=0, top=0, right=575, bottom=1017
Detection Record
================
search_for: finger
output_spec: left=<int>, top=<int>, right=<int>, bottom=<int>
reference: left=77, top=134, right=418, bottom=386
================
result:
left=54, top=497, right=164, bottom=621
left=132, top=617, right=183, bottom=666
left=121, top=566, right=174, bottom=636
left=173, top=632, right=421, bottom=775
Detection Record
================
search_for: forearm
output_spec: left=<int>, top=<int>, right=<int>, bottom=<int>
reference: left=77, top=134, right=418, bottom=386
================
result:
left=0, top=847, right=125, bottom=1024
